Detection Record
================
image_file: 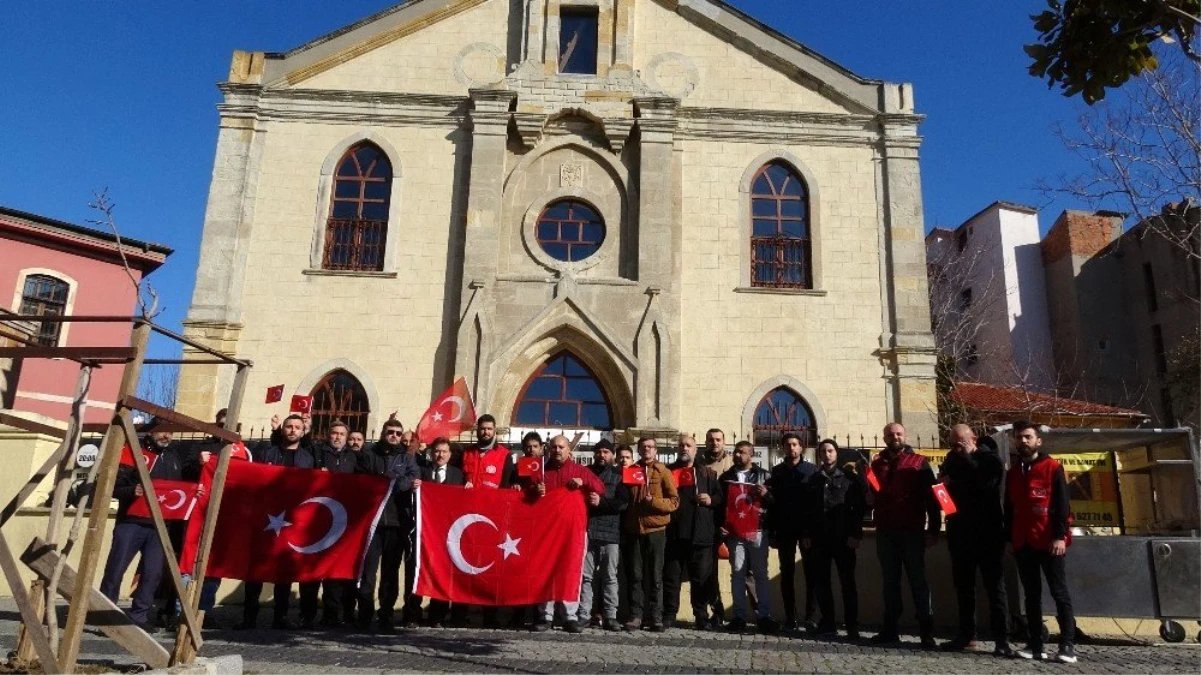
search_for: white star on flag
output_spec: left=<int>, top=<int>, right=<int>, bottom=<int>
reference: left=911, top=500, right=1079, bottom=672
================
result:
left=157, top=494, right=167, bottom=503
left=497, top=533, right=521, bottom=559
left=432, top=411, right=443, bottom=422
left=265, top=511, right=292, bottom=536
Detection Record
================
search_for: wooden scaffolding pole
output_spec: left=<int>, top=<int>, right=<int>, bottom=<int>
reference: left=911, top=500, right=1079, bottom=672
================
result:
left=57, top=321, right=150, bottom=673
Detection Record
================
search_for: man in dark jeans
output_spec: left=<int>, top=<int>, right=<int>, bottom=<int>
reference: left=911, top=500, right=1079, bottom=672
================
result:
left=355, top=418, right=419, bottom=634
left=663, top=434, right=723, bottom=630
left=868, top=422, right=940, bottom=649
left=1006, top=420, right=1077, bottom=664
left=939, top=424, right=1012, bottom=656
left=317, top=420, right=361, bottom=628
left=766, top=432, right=817, bottom=631
left=803, top=439, right=865, bottom=639
left=622, top=438, right=679, bottom=632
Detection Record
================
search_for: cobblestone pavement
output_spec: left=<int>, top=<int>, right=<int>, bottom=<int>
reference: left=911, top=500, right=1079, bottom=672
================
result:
left=2, top=604, right=1198, bottom=674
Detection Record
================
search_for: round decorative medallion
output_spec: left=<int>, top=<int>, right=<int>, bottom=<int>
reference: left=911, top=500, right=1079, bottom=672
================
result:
left=454, top=43, right=505, bottom=88
left=645, top=52, right=700, bottom=99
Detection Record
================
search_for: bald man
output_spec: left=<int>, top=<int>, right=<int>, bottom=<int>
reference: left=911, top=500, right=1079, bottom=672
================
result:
left=938, top=424, right=1012, bottom=656
left=529, top=435, right=605, bottom=632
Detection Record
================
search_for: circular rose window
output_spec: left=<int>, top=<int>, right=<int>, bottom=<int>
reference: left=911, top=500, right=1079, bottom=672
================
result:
left=535, top=199, right=605, bottom=262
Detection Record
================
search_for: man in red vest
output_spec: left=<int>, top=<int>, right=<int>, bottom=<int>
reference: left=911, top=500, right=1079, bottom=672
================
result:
left=1005, top=420, right=1077, bottom=664
left=455, top=414, right=514, bottom=628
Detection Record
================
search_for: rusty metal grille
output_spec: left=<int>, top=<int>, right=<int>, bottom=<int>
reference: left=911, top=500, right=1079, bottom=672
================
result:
left=322, top=219, right=387, bottom=271
left=751, top=236, right=811, bottom=288
left=310, top=369, right=371, bottom=437
left=751, top=386, right=817, bottom=447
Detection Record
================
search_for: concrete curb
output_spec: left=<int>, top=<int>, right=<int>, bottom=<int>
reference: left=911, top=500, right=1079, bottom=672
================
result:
left=122, top=654, right=243, bottom=675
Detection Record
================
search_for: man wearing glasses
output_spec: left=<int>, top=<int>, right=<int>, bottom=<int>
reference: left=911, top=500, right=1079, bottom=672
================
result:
left=354, top=418, right=420, bottom=634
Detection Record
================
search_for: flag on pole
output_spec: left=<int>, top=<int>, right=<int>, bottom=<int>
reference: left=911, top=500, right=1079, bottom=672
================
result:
left=265, top=385, right=285, bottom=404
left=416, top=377, right=477, bottom=444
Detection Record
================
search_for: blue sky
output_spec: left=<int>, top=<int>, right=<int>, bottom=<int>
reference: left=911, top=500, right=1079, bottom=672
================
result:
left=0, top=1, right=1094, bottom=359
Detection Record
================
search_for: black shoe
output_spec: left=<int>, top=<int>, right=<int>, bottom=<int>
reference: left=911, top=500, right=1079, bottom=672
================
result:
left=920, top=635, right=938, bottom=651
left=603, top=620, right=622, bottom=632
left=809, top=623, right=838, bottom=636
left=133, top=621, right=160, bottom=634
left=646, top=623, right=666, bottom=633
left=233, top=619, right=257, bottom=631
left=846, top=627, right=861, bottom=641
left=802, top=618, right=818, bottom=632
left=692, top=617, right=711, bottom=631
left=297, top=617, right=316, bottom=631
left=1054, top=644, right=1078, bottom=664
left=869, top=631, right=900, bottom=644
left=940, top=636, right=976, bottom=652
left=782, top=619, right=800, bottom=632
left=483, top=617, right=503, bottom=630
left=271, top=618, right=296, bottom=631
left=355, top=619, right=373, bottom=633
left=377, top=619, right=397, bottom=635
left=563, top=620, right=584, bottom=634
left=530, top=620, right=551, bottom=633
left=1016, top=645, right=1045, bottom=661
left=994, top=644, right=1017, bottom=658
left=588, top=615, right=602, bottom=628
left=661, top=618, right=676, bottom=630
left=757, top=618, right=780, bottom=635
left=202, top=616, right=219, bottom=631
left=623, top=618, right=642, bottom=632
left=709, top=615, right=725, bottom=631
left=726, top=618, right=747, bottom=633
left=320, top=617, right=343, bottom=630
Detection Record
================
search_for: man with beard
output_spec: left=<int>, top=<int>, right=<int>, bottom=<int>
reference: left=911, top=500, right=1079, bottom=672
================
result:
left=803, top=439, right=865, bottom=639
left=868, top=422, right=940, bottom=649
left=317, top=421, right=361, bottom=628
left=578, top=439, right=628, bottom=631
left=238, top=415, right=319, bottom=630
left=1006, top=421, right=1076, bottom=664
left=768, top=432, right=818, bottom=632
left=348, top=431, right=366, bottom=452
left=696, top=428, right=736, bottom=626
left=400, top=429, right=429, bottom=470
left=354, top=418, right=420, bottom=634
left=718, top=441, right=778, bottom=635
left=530, top=435, right=604, bottom=632
left=664, top=434, right=723, bottom=630
left=100, top=418, right=193, bottom=633
left=456, top=414, right=514, bottom=627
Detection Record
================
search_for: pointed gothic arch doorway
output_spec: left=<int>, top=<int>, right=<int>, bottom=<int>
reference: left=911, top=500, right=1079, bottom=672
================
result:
left=512, top=351, right=614, bottom=430
left=310, top=369, right=371, bottom=437
left=751, top=386, right=817, bottom=447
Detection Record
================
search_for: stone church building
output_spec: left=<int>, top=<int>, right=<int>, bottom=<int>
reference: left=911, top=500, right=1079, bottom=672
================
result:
left=178, top=0, right=938, bottom=445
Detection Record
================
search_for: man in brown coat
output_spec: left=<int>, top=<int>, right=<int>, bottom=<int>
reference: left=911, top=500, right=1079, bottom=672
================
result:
left=622, top=437, right=679, bottom=632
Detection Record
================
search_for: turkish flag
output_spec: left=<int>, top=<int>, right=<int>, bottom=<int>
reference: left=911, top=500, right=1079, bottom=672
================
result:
left=127, top=479, right=200, bottom=521
left=416, top=377, right=476, bottom=444
left=290, top=394, right=314, bottom=414
left=517, top=456, right=543, bottom=479
left=622, top=465, right=647, bottom=485
left=265, top=385, right=285, bottom=404
left=932, top=483, right=958, bottom=515
left=724, top=483, right=762, bottom=539
left=864, top=465, right=881, bottom=492
left=672, top=467, right=696, bottom=488
left=193, top=460, right=392, bottom=583
left=415, top=483, right=587, bottom=606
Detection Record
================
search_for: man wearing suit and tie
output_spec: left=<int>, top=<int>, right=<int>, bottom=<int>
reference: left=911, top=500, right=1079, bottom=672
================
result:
left=408, top=437, right=464, bottom=626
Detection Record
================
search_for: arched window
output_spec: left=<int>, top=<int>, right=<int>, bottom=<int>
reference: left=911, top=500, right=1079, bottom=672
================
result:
left=310, top=370, right=370, bottom=437
left=513, top=351, right=613, bottom=429
left=752, top=387, right=817, bottom=447
left=19, top=274, right=70, bottom=346
left=536, top=199, right=605, bottom=262
left=324, top=142, right=392, bottom=271
left=750, top=161, right=811, bottom=289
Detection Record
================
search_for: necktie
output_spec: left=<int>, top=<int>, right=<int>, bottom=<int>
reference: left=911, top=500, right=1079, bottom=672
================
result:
left=436, top=468, right=444, bottom=484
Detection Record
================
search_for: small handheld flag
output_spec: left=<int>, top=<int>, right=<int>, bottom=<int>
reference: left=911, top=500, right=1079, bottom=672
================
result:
left=265, top=385, right=285, bottom=404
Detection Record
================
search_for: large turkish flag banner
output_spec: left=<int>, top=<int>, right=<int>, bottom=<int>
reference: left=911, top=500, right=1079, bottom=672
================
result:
left=198, top=461, right=392, bottom=583
left=416, top=377, right=477, bottom=444
left=724, top=482, right=762, bottom=540
left=415, top=483, right=587, bottom=606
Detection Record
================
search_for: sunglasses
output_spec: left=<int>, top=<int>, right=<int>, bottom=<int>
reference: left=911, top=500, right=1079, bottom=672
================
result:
left=384, top=429, right=404, bottom=436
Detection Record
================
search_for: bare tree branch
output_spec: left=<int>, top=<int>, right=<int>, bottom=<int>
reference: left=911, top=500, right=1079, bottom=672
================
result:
left=86, top=189, right=162, bottom=319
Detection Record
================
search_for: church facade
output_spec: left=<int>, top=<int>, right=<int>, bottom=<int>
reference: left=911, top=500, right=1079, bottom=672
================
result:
left=178, top=0, right=938, bottom=445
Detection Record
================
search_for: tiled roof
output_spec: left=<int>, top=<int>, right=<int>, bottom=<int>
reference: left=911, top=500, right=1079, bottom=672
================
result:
left=950, top=381, right=1147, bottom=418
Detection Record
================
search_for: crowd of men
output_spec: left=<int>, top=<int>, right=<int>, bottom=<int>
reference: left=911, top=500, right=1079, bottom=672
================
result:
left=102, top=413, right=1080, bottom=664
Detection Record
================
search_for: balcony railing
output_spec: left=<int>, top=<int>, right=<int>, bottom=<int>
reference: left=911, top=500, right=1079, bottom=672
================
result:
left=750, top=236, right=811, bottom=289
left=323, top=218, right=387, bottom=272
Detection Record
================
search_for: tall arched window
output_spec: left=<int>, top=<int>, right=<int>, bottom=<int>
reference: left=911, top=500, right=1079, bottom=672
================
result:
left=19, top=274, right=70, bottom=346
left=750, top=161, right=811, bottom=289
left=513, top=351, right=613, bottom=429
left=752, top=386, right=817, bottom=447
left=324, top=142, right=392, bottom=272
left=310, top=370, right=371, bottom=437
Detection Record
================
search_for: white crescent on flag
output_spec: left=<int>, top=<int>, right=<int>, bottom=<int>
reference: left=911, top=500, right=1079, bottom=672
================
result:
left=159, top=489, right=188, bottom=511
left=447, top=513, right=497, bottom=575
left=288, top=497, right=349, bottom=555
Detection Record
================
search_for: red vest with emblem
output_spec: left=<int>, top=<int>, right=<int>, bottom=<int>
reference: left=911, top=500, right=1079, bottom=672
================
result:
left=463, top=445, right=509, bottom=489
left=1007, top=455, right=1069, bottom=551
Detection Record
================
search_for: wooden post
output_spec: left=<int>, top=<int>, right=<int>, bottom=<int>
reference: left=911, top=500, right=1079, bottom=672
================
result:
left=171, top=363, right=249, bottom=665
left=58, top=320, right=149, bottom=674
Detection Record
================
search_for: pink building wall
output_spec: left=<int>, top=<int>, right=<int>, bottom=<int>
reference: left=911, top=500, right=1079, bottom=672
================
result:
left=2, top=216, right=166, bottom=425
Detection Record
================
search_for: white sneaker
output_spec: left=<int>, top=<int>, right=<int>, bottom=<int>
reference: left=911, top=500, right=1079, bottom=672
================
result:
left=1054, top=644, right=1078, bottom=664
left=1016, top=646, right=1045, bottom=660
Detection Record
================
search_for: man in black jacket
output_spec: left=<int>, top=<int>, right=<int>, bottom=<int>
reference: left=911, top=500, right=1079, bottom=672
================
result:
left=719, top=441, right=779, bottom=634
left=803, top=439, right=865, bottom=639
left=238, top=414, right=319, bottom=630
left=100, top=419, right=193, bottom=632
left=767, top=432, right=818, bottom=631
left=355, top=418, right=419, bottom=634
left=317, top=420, right=359, bottom=627
left=664, top=434, right=723, bottom=630
left=408, top=437, right=464, bottom=627
left=578, top=440, right=628, bottom=631
left=939, top=424, right=1012, bottom=655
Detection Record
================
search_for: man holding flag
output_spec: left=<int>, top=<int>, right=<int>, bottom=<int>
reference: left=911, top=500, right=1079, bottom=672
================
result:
left=458, top=414, right=514, bottom=628
left=528, top=435, right=605, bottom=632
left=718, top=441, right=778, bottom=634
left=621, top=438, right=678, bottom=632
left=664, top=434, right=723, bottom=630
